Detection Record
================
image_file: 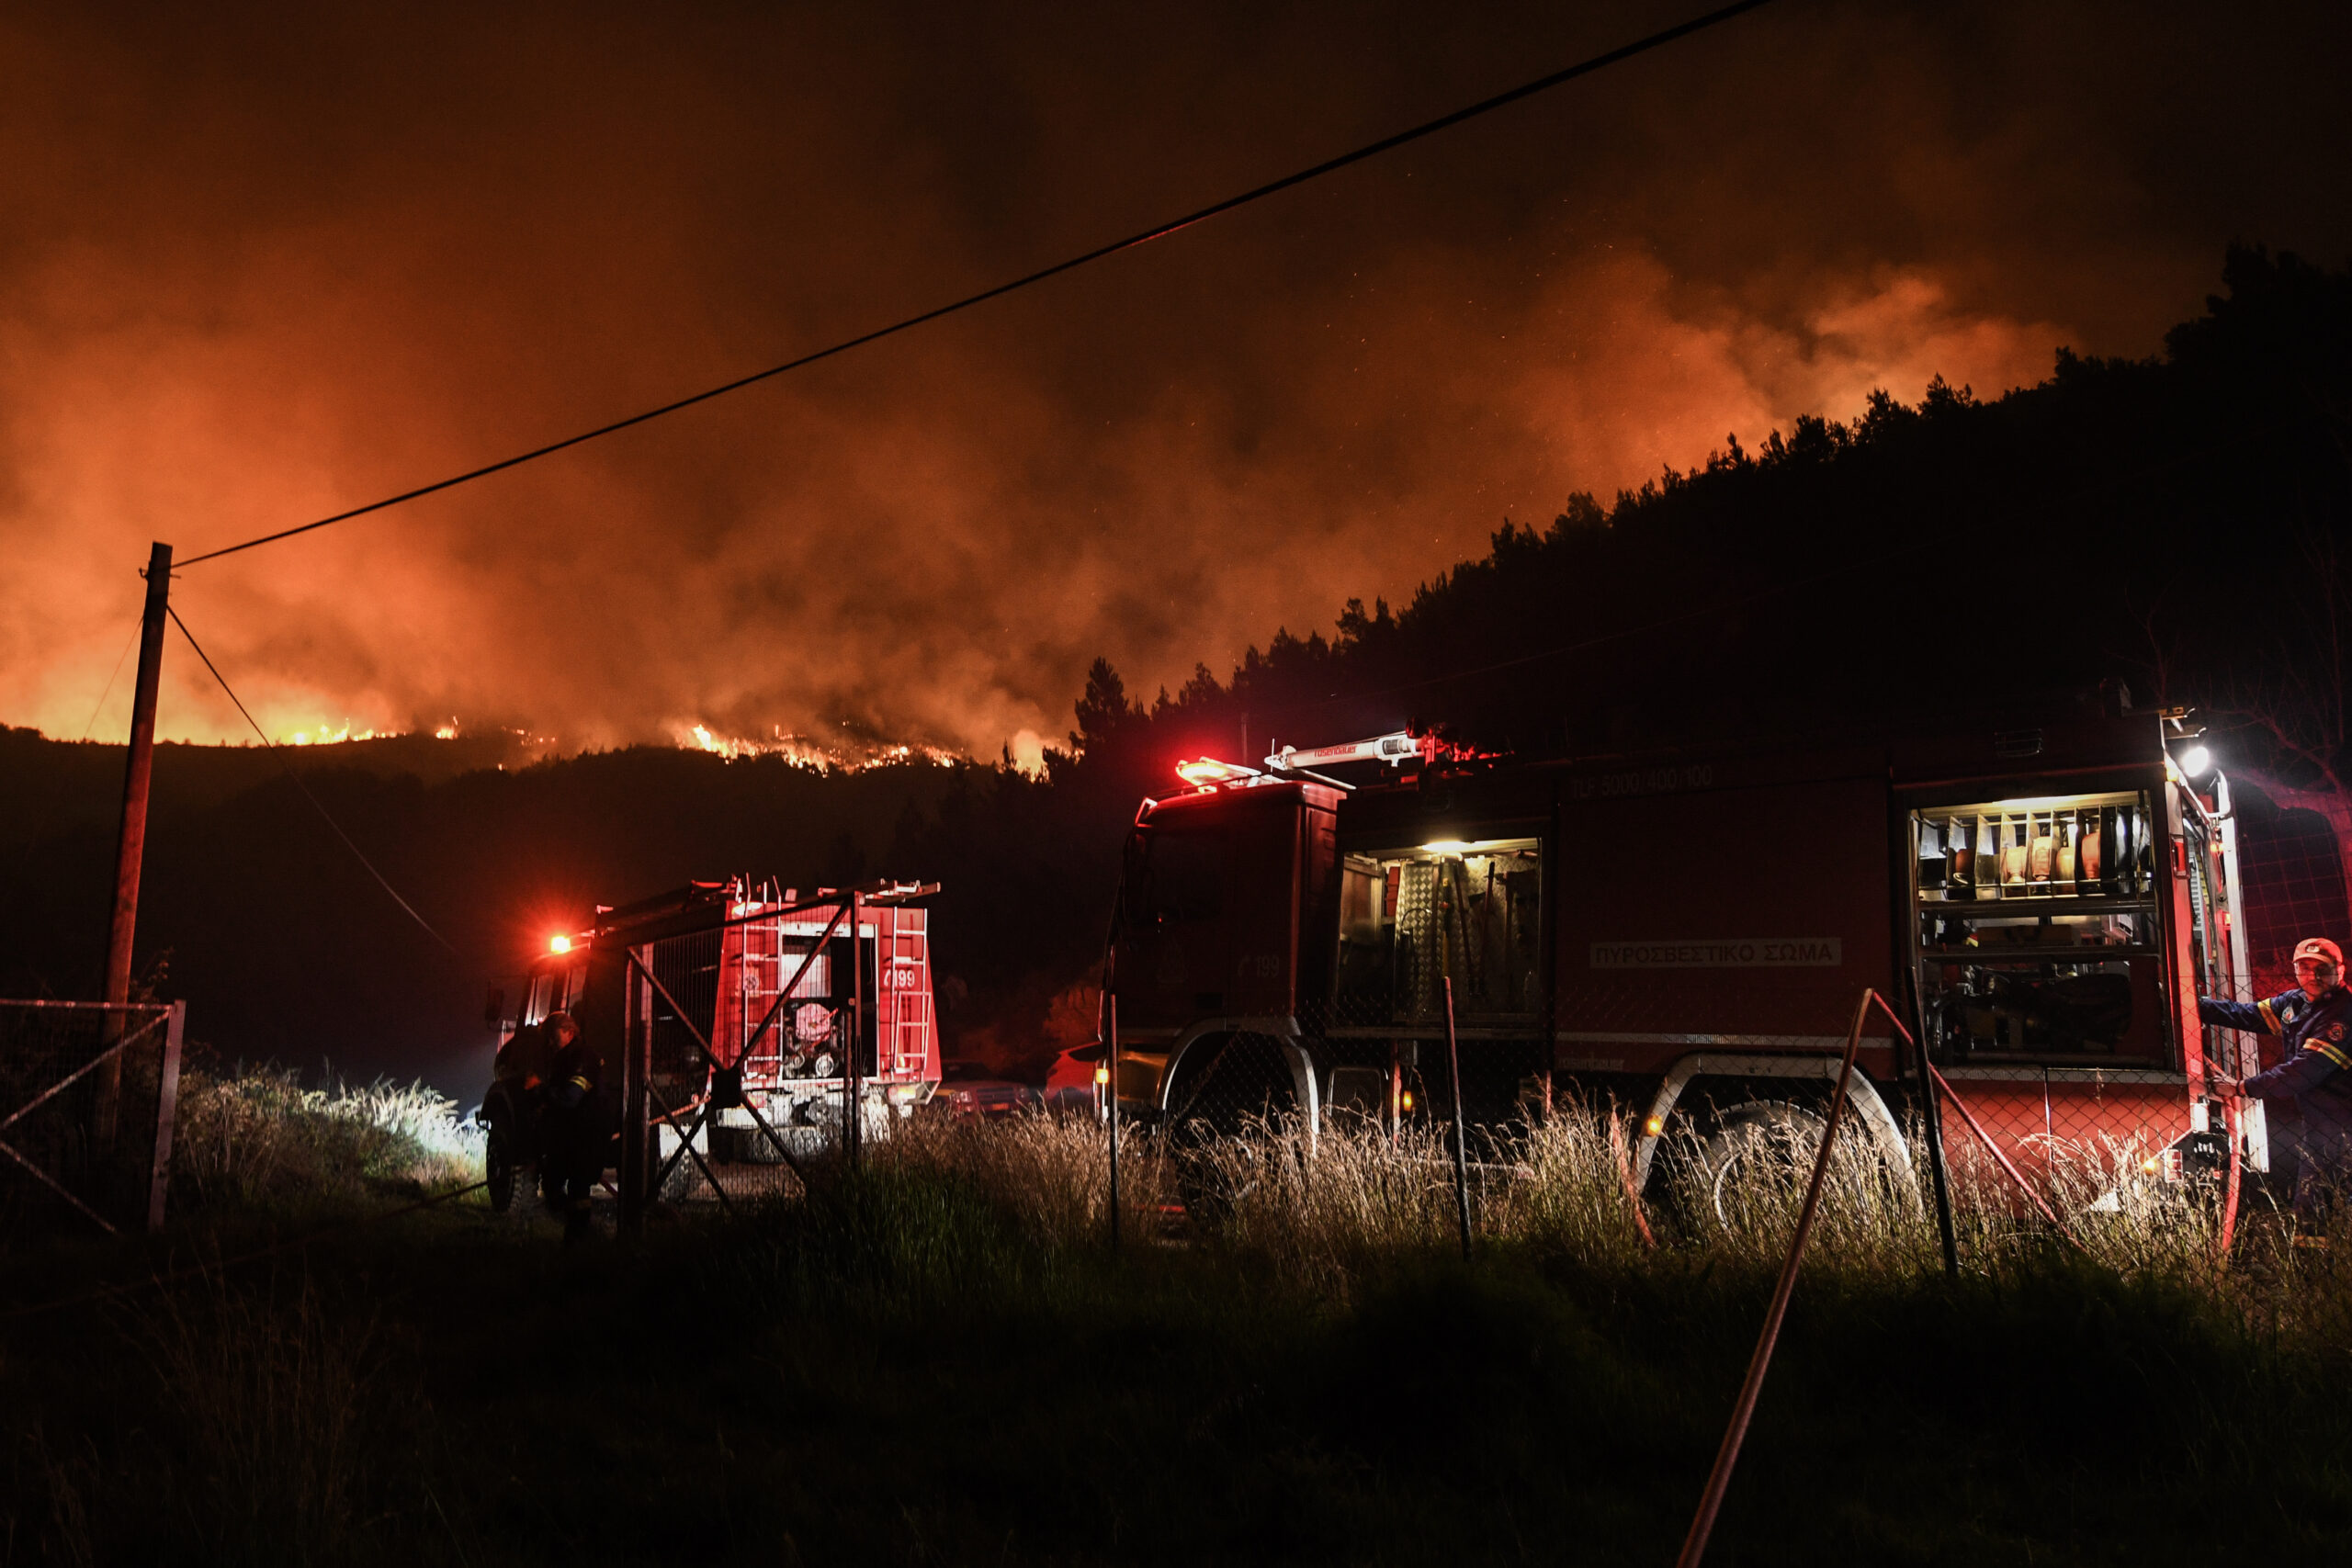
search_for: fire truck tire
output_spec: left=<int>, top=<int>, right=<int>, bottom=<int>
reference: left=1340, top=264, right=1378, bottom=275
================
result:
left=657, top=1148, right=700, bottom=1202
left=485, top=1122, right=516, bottom=1213
left=1696, top=1100, right=1898, bottom=1230
left=1172, top=1138, right=1294, bottom=1230
left=1174, top=1145, right=1247, bottom=1228
left=1695, top=1101, right=1822, bottom=1228
left=1161, top=1031, right=1302, bottom=1135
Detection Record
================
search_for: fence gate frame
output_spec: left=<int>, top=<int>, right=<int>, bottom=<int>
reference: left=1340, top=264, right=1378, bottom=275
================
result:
left=616, top=892, right=867, bottom=1227
left=0, top=998, right=185, bottom=1234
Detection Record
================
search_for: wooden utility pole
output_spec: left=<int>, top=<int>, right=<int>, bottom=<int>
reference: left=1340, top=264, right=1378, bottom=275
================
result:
left=103, top=542, right=173, bottom=1008
left=96, top=542, right=172, bottom=1139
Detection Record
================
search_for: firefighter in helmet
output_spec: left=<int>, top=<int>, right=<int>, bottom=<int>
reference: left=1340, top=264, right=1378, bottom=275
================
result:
left=493, top=1011, right=559, bottom=1093
left=2200, top=937, right=2352, bottom=1243
left=537, top=1011, right=605, bottom=1238
left=516, top=1010, right=579, bottom=1202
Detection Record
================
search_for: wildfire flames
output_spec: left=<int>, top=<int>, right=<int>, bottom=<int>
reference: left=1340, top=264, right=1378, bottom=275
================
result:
left=3, top=6, right=2292, bottom=761
left=285, top=722, right=386, bottom=746
left=257, top=714, right=969, bottom=768
left=279, top=718, right=458, bottom=746
left=683, top=723, right=958, bottom=771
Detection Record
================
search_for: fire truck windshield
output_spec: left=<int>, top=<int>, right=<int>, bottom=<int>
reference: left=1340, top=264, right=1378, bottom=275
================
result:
left=1136, top=832, right=1225, bottom=926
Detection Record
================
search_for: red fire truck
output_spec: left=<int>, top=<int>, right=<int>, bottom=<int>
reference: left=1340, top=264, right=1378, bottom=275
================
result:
left=482, top=876, right=940, bottom=1212
left=1104, top=689, right=2264, bottom=1199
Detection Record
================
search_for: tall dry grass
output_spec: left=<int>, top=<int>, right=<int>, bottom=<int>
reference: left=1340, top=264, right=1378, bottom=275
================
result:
left=865, top=1097, right=2352, bottom=1348
left=170, top=1066, right=482, bottom=1213
left=135, top=1269, right=385, bottom=1562
left=9, top=1093, right=2345, bottom=1566
left=873, top=1111, right=1175, bottom=1254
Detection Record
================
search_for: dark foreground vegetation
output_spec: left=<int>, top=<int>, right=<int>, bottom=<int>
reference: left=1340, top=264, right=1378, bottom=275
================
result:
left=6, top=1077, right=2352, bottom=1567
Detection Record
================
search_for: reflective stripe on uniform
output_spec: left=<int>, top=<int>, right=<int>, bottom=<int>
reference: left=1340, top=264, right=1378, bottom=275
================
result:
left=2309, top=1040, right=2352, bottom=1071
left=2258, top=998, right=2284, bottom=1035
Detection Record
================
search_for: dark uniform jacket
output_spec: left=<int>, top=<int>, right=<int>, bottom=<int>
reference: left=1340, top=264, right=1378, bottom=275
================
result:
left=494, top=1021, right=552, bottom=1089
left=549, top=1036, right=602, bottom=1110
left=2199, top=985, right=2352, bottom=1134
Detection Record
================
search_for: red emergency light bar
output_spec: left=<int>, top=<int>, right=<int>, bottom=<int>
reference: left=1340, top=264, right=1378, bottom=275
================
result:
left=1174, top=756, right=1261, bottom=789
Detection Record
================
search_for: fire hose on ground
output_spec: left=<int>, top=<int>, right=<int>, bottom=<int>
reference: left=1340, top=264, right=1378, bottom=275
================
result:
left=1673, top=987, right=2246, bottom=1563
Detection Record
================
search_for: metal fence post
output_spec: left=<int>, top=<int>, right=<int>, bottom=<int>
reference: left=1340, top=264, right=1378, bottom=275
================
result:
left=1387, top=1040, right=1402, bottom=1149
left=848, top=891, right=864, bottom=1171
left=1443, top=977, right=1472, bottom=1261
left=1914, top=1026, right=1960, bottom=1280
left=619, top=953, right=650, bottom=1233
left=1106, top=994, right=1121, bottom=1250
left=145, top=1000, right=185, bottom=1233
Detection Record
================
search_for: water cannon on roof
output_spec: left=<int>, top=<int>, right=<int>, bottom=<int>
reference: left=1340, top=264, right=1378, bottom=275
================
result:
left=1262, top=728, right=1492, bottom=787
left=1265, top=729, right=1427, bottom=776
left=1176, top=729, right=1490, bottom=795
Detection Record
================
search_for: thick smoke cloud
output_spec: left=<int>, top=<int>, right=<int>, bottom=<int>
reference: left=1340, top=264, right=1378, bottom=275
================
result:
left=3, top=1, right=2346, bottom=759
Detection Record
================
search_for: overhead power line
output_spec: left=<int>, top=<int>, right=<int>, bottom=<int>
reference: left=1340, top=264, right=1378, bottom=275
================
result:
left=164, top=605, right=461, bottom=956
left=175, top=0, right=1776, bottom=569
left=79, top=614, right=143, bottom=740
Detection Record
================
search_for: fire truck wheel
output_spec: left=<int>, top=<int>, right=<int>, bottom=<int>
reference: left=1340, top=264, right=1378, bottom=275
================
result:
left=1161, top=1032, right=1301, bottom=1137
left=1172, top=1140, right=1262, bottom=1230
left=1698, top=1100, right=1837, bottom=1230
left=485, top=1121, right=516, bottom=1213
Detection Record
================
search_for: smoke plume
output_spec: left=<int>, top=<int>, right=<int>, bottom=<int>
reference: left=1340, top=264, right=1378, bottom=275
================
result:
left=3, top=1, right=2345, bottom=757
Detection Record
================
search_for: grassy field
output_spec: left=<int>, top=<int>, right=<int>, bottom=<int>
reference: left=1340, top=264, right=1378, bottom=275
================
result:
left=5, top=1078, right=2352, bottom=1566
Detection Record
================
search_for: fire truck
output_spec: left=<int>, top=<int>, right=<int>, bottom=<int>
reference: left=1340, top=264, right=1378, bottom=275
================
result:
left=1104, top=688, right=2264, bottom=1201
left=481, top=876, right=940, bottom=1213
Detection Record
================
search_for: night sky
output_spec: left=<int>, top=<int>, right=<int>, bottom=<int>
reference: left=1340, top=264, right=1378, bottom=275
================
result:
left=6, top=0, right=2348, bottom=761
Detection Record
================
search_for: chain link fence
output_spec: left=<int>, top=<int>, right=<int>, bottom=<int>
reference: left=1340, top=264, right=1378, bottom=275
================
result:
left=1315, top=952, right=2231, bottom=1236
left=0, top=999, right=183, bottom=1239
left=1159, top=1031, right=1305, bottom=1138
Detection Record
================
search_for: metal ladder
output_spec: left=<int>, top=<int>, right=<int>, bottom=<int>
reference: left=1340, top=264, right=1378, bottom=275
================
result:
left=882, top=912, right=933, bottom=1075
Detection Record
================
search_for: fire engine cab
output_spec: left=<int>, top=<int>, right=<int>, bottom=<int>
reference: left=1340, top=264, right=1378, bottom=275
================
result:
left=482, top=875, right=940, bottom=1213
left=1106, top=690, right=2262, bottom=1195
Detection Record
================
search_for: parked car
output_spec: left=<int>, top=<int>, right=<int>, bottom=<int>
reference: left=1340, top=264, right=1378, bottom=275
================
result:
left=1042, top=1045, right=1106, bottom=1115
left=931, top=1053, right=1104, bottom=1121
left=923, top=1058, right=1030, bottom=1121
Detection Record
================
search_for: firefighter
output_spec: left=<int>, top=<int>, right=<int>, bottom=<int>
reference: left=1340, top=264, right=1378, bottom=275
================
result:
left=493, top=1013, right=556, bottom=1092
left=2200, top=937, right=2352, bottom=1243
left=515, top=1011, right=577, bottom=1205
left=539, top=1012, right=606, bottom=1238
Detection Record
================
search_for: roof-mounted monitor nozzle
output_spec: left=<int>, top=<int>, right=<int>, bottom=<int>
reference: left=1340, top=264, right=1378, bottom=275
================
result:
left=1264, top=730, right=1425, bottom=774
left=1261, top=728, right=1473, bottom=788
left=1177, top=729, right=1474, bottom=795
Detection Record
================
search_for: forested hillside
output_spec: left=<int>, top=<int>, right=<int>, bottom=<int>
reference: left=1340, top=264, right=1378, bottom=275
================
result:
left=1066, top=245, right=2351, bottom=798
left=6, top=246, right=2346, bottom=1095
